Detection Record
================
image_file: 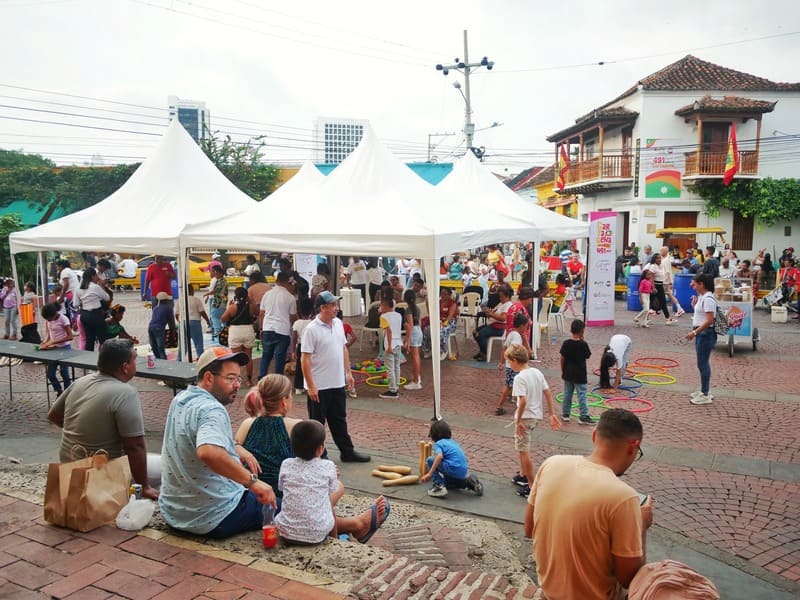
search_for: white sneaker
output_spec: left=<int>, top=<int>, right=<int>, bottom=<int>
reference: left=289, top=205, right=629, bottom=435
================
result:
left=690, top=393, right=713, bottom=405
left=690, top=390, right=703, bottom=398
left=404, top=381, right=422, bottom=390
left=675, top=308, right=686, bottom=317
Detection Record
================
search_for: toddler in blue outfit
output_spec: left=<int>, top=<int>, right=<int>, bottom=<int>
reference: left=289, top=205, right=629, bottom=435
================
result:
left=421, top=420, right=483, bottom=498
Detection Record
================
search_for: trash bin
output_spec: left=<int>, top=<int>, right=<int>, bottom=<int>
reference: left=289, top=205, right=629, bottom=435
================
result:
left=674, top=273, right=695, bottom=313
left=627, top=273, right=642, bottom=311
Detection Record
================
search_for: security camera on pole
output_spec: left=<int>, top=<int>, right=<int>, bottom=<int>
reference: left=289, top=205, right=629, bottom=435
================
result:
left=435, top=30, right=494, bottom=159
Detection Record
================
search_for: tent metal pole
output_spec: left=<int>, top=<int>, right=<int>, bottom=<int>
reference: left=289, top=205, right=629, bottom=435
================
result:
left=531, top=241, right=539, bottom=359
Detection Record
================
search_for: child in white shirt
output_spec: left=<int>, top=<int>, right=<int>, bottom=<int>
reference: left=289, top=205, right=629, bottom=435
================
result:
left=378, top=295, right=403, bottom=399
left=494, top=312, right=530, bottom=416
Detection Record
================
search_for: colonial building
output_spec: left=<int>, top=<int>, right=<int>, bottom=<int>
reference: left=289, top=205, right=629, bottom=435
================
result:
left=546, top=55, right=800, bottom=254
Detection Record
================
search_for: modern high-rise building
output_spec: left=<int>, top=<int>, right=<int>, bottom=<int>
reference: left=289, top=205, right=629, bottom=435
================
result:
left=314, top=117, right=368, bottom=163
left=168, top=95, right=211, bottom=143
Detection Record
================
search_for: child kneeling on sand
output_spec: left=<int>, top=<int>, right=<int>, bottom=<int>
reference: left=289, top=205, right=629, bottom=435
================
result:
left=276, top=420, right=390, bottom=544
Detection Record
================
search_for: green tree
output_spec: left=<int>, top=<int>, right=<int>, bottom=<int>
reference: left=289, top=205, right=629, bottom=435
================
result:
left=200, top=130, right=279, bottom=200
left=0, top=214, right=37, bottom=283
left=692, top=178, right=800, bottom=227
left=0, top=149, right=55, bottom=168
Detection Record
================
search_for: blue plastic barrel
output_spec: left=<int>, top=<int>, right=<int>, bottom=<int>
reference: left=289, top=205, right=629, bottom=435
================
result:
left=674, top=273, right=696, bottom=313
left=627, top=273, right=642, bottom=311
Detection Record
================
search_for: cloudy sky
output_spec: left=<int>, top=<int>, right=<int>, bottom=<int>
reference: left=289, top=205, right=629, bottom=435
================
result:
left=1, top=0, right=798, bottom=173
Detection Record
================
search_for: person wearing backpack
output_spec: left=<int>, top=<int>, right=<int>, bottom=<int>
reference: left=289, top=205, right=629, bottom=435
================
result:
left=686, top=273, right=717, bottom=405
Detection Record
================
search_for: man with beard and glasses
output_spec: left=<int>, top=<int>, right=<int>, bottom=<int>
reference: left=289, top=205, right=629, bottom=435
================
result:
left=159, top=347, right=276, bottom=538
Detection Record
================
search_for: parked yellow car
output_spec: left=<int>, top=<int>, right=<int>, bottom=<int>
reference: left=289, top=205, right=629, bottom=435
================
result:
left=134, top=255, right=211, bottom=288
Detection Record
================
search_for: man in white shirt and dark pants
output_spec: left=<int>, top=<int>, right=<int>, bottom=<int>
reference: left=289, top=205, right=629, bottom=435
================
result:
left=301, top=292, right=370, bottom=463
left=258, top=272, right=297, bottom=378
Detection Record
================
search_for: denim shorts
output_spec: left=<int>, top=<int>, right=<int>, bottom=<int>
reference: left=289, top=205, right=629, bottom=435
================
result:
left=410, top=325, right=423, bottom=347
left=504, top=366, right=517, bottom=388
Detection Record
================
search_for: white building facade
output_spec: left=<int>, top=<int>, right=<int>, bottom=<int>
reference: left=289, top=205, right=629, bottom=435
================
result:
left=168, top=95, right=211, bottom=144
left=313, top=117, right=368, bottom=164
left=547, top=55, right=800, bottom=257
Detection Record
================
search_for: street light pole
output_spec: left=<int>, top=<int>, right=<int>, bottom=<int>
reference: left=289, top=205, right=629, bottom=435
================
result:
left=435, top=30, right=494, bottom=157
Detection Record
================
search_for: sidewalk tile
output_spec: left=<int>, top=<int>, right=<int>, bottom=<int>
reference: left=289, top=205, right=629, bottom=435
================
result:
left=17, top=523, right=75, bottom=547
left=271, top=580, right=345, bottom=600
left=41, top=563, right=114, bottom=598
left=100, top=549, right=168, bottom=578
left=57, top=537, right=98, bottom=554
left=77, top=526, right=137, bottom=547
left=63, top=586, right=113, bottom=600
left=150, top=574, right=217, bottom=600
left=150, top=564, right=190, bottom=588
left=93, top=570, right=167, bottom=600
left=50, top=545, right=123, bottom=577
left=217, top=564, right=285, bottom=595
left=0, top=559, right=60, bottom=589
left=202, top=580, right=249, bottom=600
left=0, top=580, right=50, bottom=599
left=7, top=539, right=70, bottom=567
left=118, top=536, right=181, bottom=562
left=166, top=550, right=231, bottom=577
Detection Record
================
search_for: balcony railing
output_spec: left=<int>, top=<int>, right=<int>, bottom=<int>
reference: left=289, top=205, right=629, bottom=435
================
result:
left=683, top=150, right=759, bottom=177
left=563, top=154, right=632, bottom=187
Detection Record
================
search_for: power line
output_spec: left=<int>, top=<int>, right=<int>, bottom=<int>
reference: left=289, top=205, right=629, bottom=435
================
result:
left=127, top=0, right=430, bottom=68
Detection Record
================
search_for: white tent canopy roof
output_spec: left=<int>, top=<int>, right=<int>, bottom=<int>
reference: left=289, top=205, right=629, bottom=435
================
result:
left=436, top=151, right=589, bottom=242
left=9, top=119, right=257, bottom=256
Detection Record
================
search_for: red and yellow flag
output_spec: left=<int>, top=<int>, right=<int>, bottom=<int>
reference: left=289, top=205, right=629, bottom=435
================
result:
left=556, top=144, right=570, bottom=191
left=723, top=123, right=739, bottom=186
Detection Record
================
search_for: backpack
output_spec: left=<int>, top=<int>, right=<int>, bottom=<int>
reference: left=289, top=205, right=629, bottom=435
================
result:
left=713, top=306, right=729, bottom=336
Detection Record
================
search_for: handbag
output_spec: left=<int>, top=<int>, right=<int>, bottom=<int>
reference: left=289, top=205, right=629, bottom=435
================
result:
left=64, top=452, right=132, bottom=532
left=44, top=449, right=99, bottom=527
left=44, top=447, right=132, bottom=532
left=218, top=325, right=230, bottom=347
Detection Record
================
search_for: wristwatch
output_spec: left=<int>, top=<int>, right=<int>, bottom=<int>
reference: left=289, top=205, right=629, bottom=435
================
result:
left=244, top=473, right=258, bottom=488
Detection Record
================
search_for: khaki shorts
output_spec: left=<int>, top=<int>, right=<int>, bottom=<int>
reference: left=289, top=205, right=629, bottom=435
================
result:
left=514, top=418, right=539, bottom=451
left=228, top=324, right=256, bottom=349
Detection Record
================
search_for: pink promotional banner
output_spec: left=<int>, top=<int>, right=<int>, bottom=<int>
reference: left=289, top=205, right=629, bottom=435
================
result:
left=586, top=211, right=617, bottom=327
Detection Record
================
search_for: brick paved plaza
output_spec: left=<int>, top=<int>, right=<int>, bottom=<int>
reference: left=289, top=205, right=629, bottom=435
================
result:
left=0, top=292, right=798, bottom=598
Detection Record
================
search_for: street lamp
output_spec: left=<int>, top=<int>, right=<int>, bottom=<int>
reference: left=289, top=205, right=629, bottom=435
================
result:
left=435, top=30, right=494, bottom=154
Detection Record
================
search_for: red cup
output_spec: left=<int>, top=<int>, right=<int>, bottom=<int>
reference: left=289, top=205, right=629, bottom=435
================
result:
left=262, top=525, right=278, bottom=549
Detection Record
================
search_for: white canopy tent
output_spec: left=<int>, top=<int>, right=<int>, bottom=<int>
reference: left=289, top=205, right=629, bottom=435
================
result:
left=9, top=119, right=256, bottom=256
left=8, top=120, right=258, bottom=358
left=181, top=127, right=588, bottom=419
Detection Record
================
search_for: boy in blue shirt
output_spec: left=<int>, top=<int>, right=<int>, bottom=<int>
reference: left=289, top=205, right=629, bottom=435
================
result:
left=421, top=420, right=483, bottom=498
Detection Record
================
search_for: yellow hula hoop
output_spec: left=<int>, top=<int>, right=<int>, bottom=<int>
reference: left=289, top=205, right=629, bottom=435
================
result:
left=630, top=366, right=667, bottom=375
left=632, top=372, right=676, bottom=385
left=365, top=375, right=408, bottom=388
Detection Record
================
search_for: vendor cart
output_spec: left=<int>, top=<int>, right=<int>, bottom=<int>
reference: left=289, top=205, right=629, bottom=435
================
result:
left=714, top=277, right=759, bottom=356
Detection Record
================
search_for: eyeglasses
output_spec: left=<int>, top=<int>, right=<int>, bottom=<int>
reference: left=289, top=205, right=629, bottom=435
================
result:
left=214, top=374, right=242, bottom=384
left=635, top=445, right=644, bottom=462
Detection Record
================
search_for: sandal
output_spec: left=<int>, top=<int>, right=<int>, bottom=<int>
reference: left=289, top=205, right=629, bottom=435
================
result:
left=495, top=407, right=506, bottom=416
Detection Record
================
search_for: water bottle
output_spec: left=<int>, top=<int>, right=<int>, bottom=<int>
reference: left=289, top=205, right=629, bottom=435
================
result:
left=261, top=504, right=278, bottom=548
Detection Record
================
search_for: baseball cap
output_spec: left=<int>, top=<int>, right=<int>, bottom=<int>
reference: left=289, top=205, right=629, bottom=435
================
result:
left=314, top=290, right=341, bottom=310
left=196, top=347, right=249, bottom=375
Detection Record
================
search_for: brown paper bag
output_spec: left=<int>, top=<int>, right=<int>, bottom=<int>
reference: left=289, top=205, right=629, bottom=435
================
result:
left=44, top=451, right=107, bottom=527
left=64, top=455, right=132, bottom=532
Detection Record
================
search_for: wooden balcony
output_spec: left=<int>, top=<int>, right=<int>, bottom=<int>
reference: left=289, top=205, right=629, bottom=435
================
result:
left=683, top=150, right=759, bottom=178
left=562, top=154, right=632, bottom=188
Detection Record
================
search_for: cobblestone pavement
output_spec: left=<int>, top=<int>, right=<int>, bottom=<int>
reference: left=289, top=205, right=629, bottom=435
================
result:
left=1, top=291, right=799, bottom=596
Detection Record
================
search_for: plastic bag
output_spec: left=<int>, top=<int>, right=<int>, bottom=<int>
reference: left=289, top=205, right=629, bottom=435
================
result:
left=116, top=494, right=155, bottom=531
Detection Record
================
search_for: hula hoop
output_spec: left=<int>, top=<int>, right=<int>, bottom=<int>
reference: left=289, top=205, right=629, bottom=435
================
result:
left=632, top=372, right=676, bottom=385
left=602, top=397, right=655, bottom=413
left=592, top=386, right=637, bottom=398
left=619, top=377, right=643, bottom=390
left=366, top=375, right=407, bottom=388
left=593, top=367, right=644, bottom=377
left=555, top=392, right=606, bottom=420
left=629, top=366, right=667, bottom=375
left=632, top=357, right=679, bottom=369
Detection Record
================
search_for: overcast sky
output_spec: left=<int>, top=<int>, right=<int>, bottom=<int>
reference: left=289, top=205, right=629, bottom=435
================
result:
left=1, top=0, right=798, bottom=173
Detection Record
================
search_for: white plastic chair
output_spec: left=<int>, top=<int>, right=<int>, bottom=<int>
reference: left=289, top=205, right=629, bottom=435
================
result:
left=549, top=308, right=566, bottom=333
left=457, top=292, right=481, bottom=338
left=486, top=334, right=504, bottom=363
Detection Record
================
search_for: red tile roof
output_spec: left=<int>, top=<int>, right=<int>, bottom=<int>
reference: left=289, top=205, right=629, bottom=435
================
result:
left=505, top=165, right=545, bottom=191
left=547, top=107, right=639, bottom=142
left=674, top=95, right=778, bottom=116
left=548, top=55, right=799, bottom=141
